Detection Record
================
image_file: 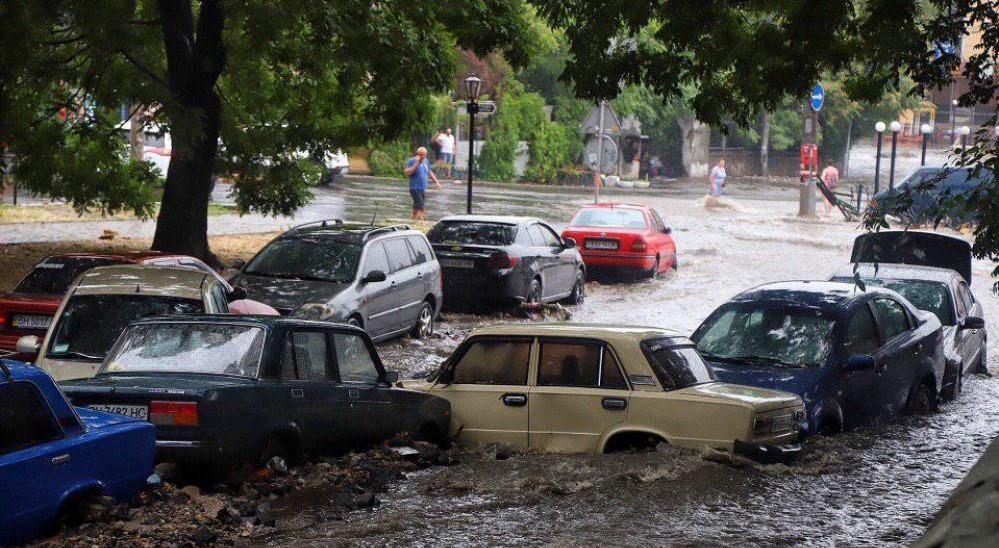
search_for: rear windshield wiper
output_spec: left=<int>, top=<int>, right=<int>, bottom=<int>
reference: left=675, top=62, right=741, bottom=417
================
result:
left=47, top=351, right=103, bottom=361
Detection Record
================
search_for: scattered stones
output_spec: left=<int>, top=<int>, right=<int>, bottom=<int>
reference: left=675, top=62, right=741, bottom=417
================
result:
left=154, top=462, right=178, bottom=482
left=266, top=456, right=289, bottom=476
left=181, top=485, right=202, bottom=499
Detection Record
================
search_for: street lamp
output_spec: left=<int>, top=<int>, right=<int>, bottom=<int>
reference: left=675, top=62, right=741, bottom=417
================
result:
left=888, top=120, right=901, bottom=190
left=920, top=123, right=932, bottom=166
left=951, top=98, right=959, bottom=141
left=874, top=121, right=886, bottom=194
left=958, top=125, right=971, bottom=149
left=463, top=74, right=483, bottom=214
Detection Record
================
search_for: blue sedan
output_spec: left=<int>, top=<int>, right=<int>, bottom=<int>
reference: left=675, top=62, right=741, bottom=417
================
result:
left=690, top=281, right=946, bottom=435
left=0, top=358, right=155, bottom=546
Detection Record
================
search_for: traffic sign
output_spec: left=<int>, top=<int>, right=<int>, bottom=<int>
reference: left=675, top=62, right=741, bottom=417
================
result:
left=810, top=83, right=824, bottom=112
left=477, top=101, right=496, bottom=114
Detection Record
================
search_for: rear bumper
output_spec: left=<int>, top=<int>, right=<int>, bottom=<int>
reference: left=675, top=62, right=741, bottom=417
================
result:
left=734, top=440, right=803, bottom=463
left=155, top=438, right=225, bottom=464
left=579, top=251, right=656, bottom=270
left=441, top=270, right=523, bottom=304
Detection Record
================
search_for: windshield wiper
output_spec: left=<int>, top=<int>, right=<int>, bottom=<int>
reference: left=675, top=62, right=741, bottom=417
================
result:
left=47, top=350, right=103, bottom=361
left=726, top=355, right=803, bottom=368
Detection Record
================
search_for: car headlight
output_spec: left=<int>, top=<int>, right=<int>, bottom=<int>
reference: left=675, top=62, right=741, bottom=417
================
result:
left=753, top=408, right=801, bottom=437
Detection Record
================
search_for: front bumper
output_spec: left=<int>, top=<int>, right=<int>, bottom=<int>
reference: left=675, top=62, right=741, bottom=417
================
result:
left=734, top=440, right=803, bottom=464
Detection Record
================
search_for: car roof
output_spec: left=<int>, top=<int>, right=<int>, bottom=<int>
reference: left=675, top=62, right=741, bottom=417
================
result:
left=42, top=251, right=174, bottom=262
left=831, top=263, right=960, bottom=284
left=73, top=265, right=210, bottom=299
left=731, top=280, right=897, bottom=315
left=469, top=323, right=690, bottom=345
left=437, top=215, right=539, bottom=226
left=578, top=202, right=649, bottom=210
left=129, top=313, right=368, bottom=334
left=1, top=357, right=53, bottom=384
left=281, top=220, right=417, bottom=243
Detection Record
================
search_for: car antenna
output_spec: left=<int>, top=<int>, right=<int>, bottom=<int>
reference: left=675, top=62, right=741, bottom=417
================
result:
left=370, top=206, right=377, bottom=226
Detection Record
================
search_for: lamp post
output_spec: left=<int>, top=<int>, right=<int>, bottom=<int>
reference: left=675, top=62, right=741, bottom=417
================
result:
left=888, top=121, right=901, bottom=190
left=463, top=74, right=483, bottom=214
left=920, top=123, right=932, bottom=166
left=951, top=98, right=959, bottom=142
left=958, top=125, right=971, bottom=149
left=874, top=121, right=885, bottom=194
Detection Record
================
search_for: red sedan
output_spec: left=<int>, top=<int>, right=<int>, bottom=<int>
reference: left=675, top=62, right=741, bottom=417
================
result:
left=561, top=202, right=677, bottom=278
left=0, top=252, right=257, bottom=359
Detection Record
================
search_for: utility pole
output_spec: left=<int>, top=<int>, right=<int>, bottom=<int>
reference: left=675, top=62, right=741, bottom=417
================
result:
left=594, top=100, right=605, bottom=203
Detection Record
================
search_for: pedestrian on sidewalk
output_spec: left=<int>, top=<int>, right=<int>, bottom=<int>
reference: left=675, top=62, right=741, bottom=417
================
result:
left=404, top=146, right=442, bottom=221
left=436, top=128, right=455, bottom=176
left=709, top=159, right=727, bottom=197
left=820, top=160, right=840, bottom=217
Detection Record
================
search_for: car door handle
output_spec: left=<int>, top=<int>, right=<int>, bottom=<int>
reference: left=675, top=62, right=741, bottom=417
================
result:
left=875, top=362, right=888, bottom=374
left=51, top=454, right=71, bottom=466
left=291, top=388, right=305, bottom=398
left=602, top=397, right=627, bottom=410
left=502, top=393, right=527, bottom=407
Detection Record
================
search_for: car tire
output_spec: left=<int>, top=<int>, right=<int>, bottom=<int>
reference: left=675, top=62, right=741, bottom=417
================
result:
left=976, top=344, right=989, bottom=375
left=905, top=382, right=934, bottom=415
left=410, top=301, right=434, bottom=339
left=671, top=252, right=678, bottom=270
left=347, top=316, right=362, bottom=328
left=646, top=257, right=661, bottom=280
left=941, top=361, right=962, bottom=401
left=562, top=271, right=585, bottom=305
left=526, top=279, right=543, bottom=306
left=259, top=435, right=293, bottom=468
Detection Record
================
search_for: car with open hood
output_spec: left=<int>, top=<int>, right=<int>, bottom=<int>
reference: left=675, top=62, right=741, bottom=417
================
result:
left=830, top=231, right=986, bottom=400
left=60, top=316, right=450, bottom=466
left=229, top=220, right=442, bottom=342
left=402, top=324, right=805, bottom=460
left=20, top=265, right=233, bottom=381
left=0, top=358, right=154, bottom=546
left=691, top=281, right=946, bottom=435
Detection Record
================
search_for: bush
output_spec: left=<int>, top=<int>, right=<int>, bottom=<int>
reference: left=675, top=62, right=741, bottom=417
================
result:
left=524, top=121, right=573, bottom=184
left=368, top=140, right=411, bottom=177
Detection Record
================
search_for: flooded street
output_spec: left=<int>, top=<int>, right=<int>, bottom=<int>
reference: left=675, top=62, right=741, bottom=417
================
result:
left=258, top=179, right=999, bottom=546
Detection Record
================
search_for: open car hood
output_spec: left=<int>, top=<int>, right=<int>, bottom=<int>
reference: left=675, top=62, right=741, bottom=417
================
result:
left=851, top=231, right=972, bottom=283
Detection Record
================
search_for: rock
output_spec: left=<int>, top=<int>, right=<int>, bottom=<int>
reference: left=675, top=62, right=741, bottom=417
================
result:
left=99, top=229, right=118, bottom=241
left=191, top=526, right=217, bottom=545
left=180, top=485, right=202, bottom=499
left=266, top=456, right=288, bottom=476
left=198, top=496, right=227, bottom=521
left=154, top=462, right=178, bottom=482
left=146, top=473, right=162, bottom=487
left=353, top=492, right=378, bottom=508
left=494, top=446, right=512, bottom=461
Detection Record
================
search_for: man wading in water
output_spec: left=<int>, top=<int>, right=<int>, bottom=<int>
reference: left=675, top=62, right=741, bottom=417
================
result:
left=404, top=146, right=442, bottom=221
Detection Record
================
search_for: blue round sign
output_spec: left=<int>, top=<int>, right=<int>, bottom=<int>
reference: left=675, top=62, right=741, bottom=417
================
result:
left=810, top=83, right=825, bottom=111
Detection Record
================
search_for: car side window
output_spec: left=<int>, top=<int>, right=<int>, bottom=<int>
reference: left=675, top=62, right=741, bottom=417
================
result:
left=283, top=331, right=334, bottom=381
left=334, top=332, right=380, bottom=384
left=210, top=284, right=228, bottom=313
left=362, top=242, right=390, bottom=277
left=843, top=307, right=879, bottom=356
left=407, top=235, right=434, bottom=265
left=0, top=382, right=63, bottom=455
left=384, top=237, right=415, bottom=273
left=452, top=339, right=531, bottom=385
left=538, top=341, right=627, bottom=389
left=527, top=225, right=547, bottom=247
left=873, top=298, right=911, bottom=342
left=538, top=224, right=562, bottom=247
left=954, top=285, right=968, bottom=318
left=959, top=283, right=975, bottom=311
left=649, top=210, right=664, bottom=232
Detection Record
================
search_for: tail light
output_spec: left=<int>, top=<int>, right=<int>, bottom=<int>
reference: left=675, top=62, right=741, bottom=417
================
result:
left=631, top=239, right=648, bottom=252
left=486, top=251, right=519, bottom=270
left=0, top=311, right=6, bottom=329
left=150, top=401, right=199, bottom=426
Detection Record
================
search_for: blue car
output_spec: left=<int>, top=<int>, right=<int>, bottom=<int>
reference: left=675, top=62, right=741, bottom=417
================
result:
left=690, top=281, right=946, bottom=435
left=0, top=358, right=155, bottom=546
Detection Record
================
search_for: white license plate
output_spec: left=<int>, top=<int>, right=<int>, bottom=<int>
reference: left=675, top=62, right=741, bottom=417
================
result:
left=441, top=258, right=474, bottom=269
left=89, top=404, right=149, bottom=420
left=770, top=415, right=793, bottom=433
left=11, top=314, right=52, bottom=330
left=585, top=239, right=619, bottom=250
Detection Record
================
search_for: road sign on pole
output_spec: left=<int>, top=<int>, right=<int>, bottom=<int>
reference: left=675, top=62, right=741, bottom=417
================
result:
left=810, top=83, right=825, bottom=112
left=476, top=101, right=496, bottom=114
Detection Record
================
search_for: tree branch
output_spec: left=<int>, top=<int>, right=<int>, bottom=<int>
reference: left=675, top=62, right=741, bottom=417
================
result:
left=118, top=49, right=168, bottom=89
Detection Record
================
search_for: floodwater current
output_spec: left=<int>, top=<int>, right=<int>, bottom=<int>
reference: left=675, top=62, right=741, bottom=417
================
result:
left=262, top=179, right=999, bottom=547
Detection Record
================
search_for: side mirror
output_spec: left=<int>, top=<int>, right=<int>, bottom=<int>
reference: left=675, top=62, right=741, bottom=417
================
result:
left=562, top=237, right=576, bottom=249
left=383, top=371, right=399, bottom=384
left=361, top=270, right=387, bottom=284
left=231, top=258, right=246, bottom=270
left=227, top=286, right=248, bottom=302
left=844, top=354, right=876, bottom=372
left=962, top=316, right=985, bottom=330
left=663, top=226, right=672, bottom=235
left=16, top=335, right=40, bottom=355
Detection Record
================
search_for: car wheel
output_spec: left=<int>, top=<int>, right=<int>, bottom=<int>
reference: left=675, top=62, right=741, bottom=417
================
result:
left=411, top=301, right=434, bottom=339
left=671, top=252, right=678, bottom=270
left=646, top=257, right=661, bottom=280
left=906, top=382, right=934, bottom=415
left=976, top=344, right=989, bottom=375
left=526, top=279, right=542, bottom=306
left=259, top=435, right=293, bottom=468
left=347, top=316, right=362, bottom=328
left=562, top=271, right=585, bottom=305
left=941, top=361, right=961, bottom=401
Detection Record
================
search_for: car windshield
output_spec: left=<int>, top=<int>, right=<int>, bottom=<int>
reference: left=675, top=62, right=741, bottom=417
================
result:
left=693, top=305, right=835, bottom=368
left=104, top=323, right=265, bottom=377
left=244, top=237, right=361, bottom=283
left=835, top=277, right=955, bottom=326
left=48, top=295, right=203, bottom=360
left=427, top=222, right=516, bottom=246
left=14, top=257, right=122, bottom=295
left=641, top=339, right=715, bottom=389
left=570, top=208, right=648, bottom=228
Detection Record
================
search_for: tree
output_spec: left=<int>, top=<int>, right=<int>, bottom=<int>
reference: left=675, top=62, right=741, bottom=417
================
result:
left=1, top=1, right=537, bottom=263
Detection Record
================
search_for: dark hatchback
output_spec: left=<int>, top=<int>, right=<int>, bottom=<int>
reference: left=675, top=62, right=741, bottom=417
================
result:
left=60, top=316, right=450, bottom=466
left=428, top=215, right=586, bottom=310
left=873, top=166, right=994, bottom=224
left=691, top=281, right=945, bottom=435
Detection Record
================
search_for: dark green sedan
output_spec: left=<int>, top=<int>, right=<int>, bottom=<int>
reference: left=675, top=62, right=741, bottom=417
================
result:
left=60, top=315, right=450, bottom=466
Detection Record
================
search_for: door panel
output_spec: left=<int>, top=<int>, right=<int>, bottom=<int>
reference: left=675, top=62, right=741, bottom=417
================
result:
left=334, top=331, right=395, bottom=444
left=872, top=298, right=920, bottom=415
left=839, top=305, right=885, bottom=425
left=527, top=224, right=560, bottom=299
left=383, top=237, right=423, bottom=330
left=358, top=242, right=398, bottom=336
left=281, top=330, right=350, bottom=452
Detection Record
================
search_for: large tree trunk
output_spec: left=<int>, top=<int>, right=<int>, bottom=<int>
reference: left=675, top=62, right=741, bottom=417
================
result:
left=677, top=115, right=710, bottom=177
left=760, top=111, right=771, bottom=177
left=150, top=0, right=225, bottom=266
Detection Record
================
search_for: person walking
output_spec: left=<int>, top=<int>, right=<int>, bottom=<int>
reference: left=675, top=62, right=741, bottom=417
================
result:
left=436, top=128, right=456, bottom=176
left=709, top=158, right=727, bottom=197
left=820, top=160, right=840, bottom=217
left=404, top=146, right=441, bottom=221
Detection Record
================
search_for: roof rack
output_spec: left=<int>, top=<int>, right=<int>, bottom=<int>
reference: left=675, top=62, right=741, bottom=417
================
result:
left=362, top=224, right=411, bottom=242
left=288, top=219, right=345, bottom=232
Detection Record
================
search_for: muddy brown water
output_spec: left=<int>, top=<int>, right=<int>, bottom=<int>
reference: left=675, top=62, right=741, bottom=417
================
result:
left=259, top=181, right=998, bottom=546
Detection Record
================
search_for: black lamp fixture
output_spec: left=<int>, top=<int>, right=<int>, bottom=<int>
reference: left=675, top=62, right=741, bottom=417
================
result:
left=463, top=74, right=483, bottom=214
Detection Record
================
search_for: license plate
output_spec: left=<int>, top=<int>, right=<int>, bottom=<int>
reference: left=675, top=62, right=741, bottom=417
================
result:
left=11, top=314, right=52, bottom=330
left=89, top=404, right=149, bottom=420
left=441, top=258, right=474, bottom=269
left=585, top=239, right=619, bottom=250
left=770, top=415, right=793, bottom=433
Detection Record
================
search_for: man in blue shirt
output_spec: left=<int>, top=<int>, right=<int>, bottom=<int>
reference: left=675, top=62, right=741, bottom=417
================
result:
left=404, top=146, right=442, bottom=220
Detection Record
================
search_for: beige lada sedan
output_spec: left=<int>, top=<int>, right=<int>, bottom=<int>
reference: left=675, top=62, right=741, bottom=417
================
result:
left=403, top=324, right=806, bottom=460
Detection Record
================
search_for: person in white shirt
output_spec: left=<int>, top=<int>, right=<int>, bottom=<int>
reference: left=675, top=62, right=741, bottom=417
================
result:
left=437, top=128, right=455, bottom=165
left=709, top=159, right=727, bottom=197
